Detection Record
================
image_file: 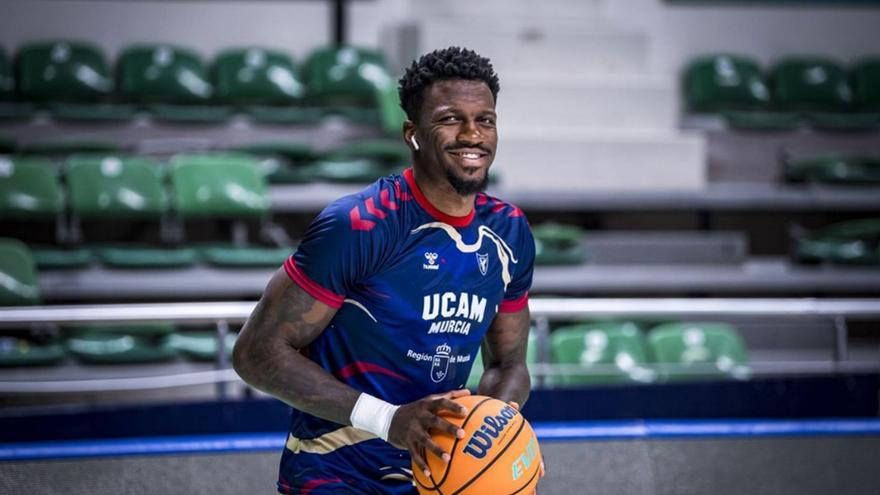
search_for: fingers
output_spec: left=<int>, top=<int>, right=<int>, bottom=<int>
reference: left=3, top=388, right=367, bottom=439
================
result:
left=422, top=435, right=450, bottom=463
left=509, top=401, right=520, bottom=411
left=410, top=446, right=430, bottom=478
left=428, top=411, right=465, bottom=439
left=430, top=397, right=469, bottom=418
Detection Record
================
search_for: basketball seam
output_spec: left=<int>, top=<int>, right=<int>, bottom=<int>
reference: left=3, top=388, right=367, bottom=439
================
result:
left=416, top=397, right=493, bottom=493
left=449, top=411, right=527, bottom=495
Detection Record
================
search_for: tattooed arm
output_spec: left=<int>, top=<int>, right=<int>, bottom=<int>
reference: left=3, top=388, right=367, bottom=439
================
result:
left=233, top=268, right=359, bottom=425
left=234, top=269, right=467, bottom=473
left=477, top=306, right=532, bottom=408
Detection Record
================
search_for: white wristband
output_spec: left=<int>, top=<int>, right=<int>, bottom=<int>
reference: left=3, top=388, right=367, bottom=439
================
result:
left=349, top=393, right=399, bottom=441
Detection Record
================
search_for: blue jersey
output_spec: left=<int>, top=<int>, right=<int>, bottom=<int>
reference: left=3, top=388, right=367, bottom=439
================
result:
left=277, top=168, right=535, bottom=494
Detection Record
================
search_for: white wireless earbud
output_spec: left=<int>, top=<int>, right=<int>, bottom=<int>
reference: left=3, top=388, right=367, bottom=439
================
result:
left=410, top=135, right=420, bottom=151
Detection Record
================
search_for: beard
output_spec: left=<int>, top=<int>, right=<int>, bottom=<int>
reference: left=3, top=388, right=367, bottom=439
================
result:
left=446, top=168, right=489, bottom=196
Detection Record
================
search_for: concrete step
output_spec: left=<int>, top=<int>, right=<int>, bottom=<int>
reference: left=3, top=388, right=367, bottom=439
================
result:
left=494, top=129, right=706, bottom=191
left=412, top=21, right=650, bottom=76
left=498, top=75, right=679, bottom=131
left=411, top=0, right=606, bottom=22
left=581, top=231, right=748, bottom=265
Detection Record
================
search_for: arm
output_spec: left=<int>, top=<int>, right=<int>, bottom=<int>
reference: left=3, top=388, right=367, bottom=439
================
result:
left=477, top=305, right=532, bottom=407
left=233, top=268, right=359, bottom=425
left=234, top=268, right=467, bottom=476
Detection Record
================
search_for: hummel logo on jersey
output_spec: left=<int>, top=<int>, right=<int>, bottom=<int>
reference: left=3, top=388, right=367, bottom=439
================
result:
left=423, top=252, right=439, bottom=270
left=476, top=252, right=489, bottom=276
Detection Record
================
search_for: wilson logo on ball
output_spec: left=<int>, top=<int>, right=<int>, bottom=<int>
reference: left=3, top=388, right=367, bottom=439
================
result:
left=462, top=405, right=518, bottom=459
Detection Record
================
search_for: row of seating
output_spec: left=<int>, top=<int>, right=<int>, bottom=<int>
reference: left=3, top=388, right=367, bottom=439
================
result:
left=465, top=321, right=749, bottom=386
left=533, top=219, right=880, bottom=267
left=0, top=327, right=236, bottom=366
left=783, top=152, right=880, bottom=184
left=1, top=320, right=748, bottom=385
left=684, top=54, right=880, bottom=130
left=0, top=42, right=404, bottom=132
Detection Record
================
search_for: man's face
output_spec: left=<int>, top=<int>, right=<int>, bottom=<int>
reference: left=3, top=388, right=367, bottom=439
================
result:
left=414, top=79, right=497, bottom=196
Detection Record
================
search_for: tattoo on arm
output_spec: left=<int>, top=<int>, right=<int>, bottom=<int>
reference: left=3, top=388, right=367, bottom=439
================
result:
left=233, top=269, right=361, bottom=426
left=477, top=306, right=531, bottom=407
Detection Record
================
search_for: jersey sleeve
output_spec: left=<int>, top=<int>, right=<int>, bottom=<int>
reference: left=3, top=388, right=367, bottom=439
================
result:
left=499, top=218, right=535, bottom=313
left=284, top=197, right=384, bottom=308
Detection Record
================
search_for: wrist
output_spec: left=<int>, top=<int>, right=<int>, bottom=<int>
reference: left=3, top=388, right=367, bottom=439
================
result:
left=349, top=393, right=399, bottom=441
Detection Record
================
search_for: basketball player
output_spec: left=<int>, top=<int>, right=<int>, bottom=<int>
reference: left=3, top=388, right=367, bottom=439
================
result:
left=234, top=47, right=540, bottom=494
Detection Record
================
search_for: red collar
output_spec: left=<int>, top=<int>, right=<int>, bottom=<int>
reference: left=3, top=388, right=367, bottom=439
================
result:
left=403, top=168, right=475, bottom=228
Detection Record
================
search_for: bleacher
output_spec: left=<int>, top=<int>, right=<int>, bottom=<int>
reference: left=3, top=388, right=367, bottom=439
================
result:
left=0, top=1, right=879, bottom=493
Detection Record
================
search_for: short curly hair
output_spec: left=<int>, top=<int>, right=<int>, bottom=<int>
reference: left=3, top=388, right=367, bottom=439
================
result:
left=398, top=46, right=500, bottom=122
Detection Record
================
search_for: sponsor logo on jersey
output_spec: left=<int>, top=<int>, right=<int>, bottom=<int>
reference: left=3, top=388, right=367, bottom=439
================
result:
left=423, top=252, right=439, bottom=270
left=476, top=252, right=489, bottom=276
left=463, top=405, right=518, bottom=459
left=430, top=343, right=451, bottom=383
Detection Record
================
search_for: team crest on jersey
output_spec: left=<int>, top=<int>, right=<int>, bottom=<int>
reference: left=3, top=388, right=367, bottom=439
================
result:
left=476, top=252, right=489, bottom=276
left=431, top=343, right=451, bottom=383
left=423, top=252, right=440, bottom=270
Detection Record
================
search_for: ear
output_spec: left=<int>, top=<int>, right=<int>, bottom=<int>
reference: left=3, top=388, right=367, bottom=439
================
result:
left=403, top=120, right=417, bottom=152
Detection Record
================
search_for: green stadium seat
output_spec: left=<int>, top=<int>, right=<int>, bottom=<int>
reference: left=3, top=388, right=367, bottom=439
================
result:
left=466, top=332, right=538, bottom=390
left=796, top=218, right=880, bottom=265
left=784, top=153, right=880, bottom=184
left=197, top=243, right=292, bottom=267
left=66, top=332, right=177, bottom=364
left=31, top=245, right=93, bottom=269
left=303, top=45, right=392, bottom=124
left=66, top=324, right=177, bottom=364
left=119, top=44, right=229, bottom=122
left=852, top=57, right=880, bottom=110
left=229, top=142, right=317, bottom=183
left=684, top=54, right=772, bottom=112
left=213, top=48, right=308, bottom=124
left=0, top=238, right=41, bottom=305
left=328, top=139, right=410, bottom=167
left=17, top=41, right=113, bottom=102
left=0, top=337, right=66, bottom=367
left=376, top=82, right=407, bottom=137
left=66, top=154, right=197, bottom=268
left=213, top=47, right=305, bottom=104
left=170, top=153, right=270, bottom=218
left=532, top=223, right=587, bottom=265
left=303, top=157, right=389, bottom=183
left=67, top=154, right=167, bottom=219
left=16, top=41, right=133, bottom=121
left=550, top=322, right=656, bottom=385
left=168, top=331, right=237, bottom=361
left=171, top=153, right=290, bottom=262
left=772, top=56, right=852, bottom=111
left=303, top=46, right=391, bottom=105
left=721, top=110, right=803, bottom=130
left=89, top=244, right=198, bottom=268
left=67, top=324, right=176, bottom=337
left=647, top=322, right=750, bottom=381
left=0, top=156, right=62, bottom=220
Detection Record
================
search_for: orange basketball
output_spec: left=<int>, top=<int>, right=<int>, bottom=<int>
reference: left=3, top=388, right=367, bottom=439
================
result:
left=413, top=395, right=541, bottom=495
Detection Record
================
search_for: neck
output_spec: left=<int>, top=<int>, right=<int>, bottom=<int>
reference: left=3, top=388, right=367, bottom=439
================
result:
left=410, top=166, right=475, bottom=218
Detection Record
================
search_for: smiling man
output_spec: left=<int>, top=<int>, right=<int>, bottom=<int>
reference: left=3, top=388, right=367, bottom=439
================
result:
left=234, top=47, right=537, bottom=494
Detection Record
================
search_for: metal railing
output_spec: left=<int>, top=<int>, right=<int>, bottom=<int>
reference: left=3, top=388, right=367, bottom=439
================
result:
left=1, top=298, right=879, bottom=394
